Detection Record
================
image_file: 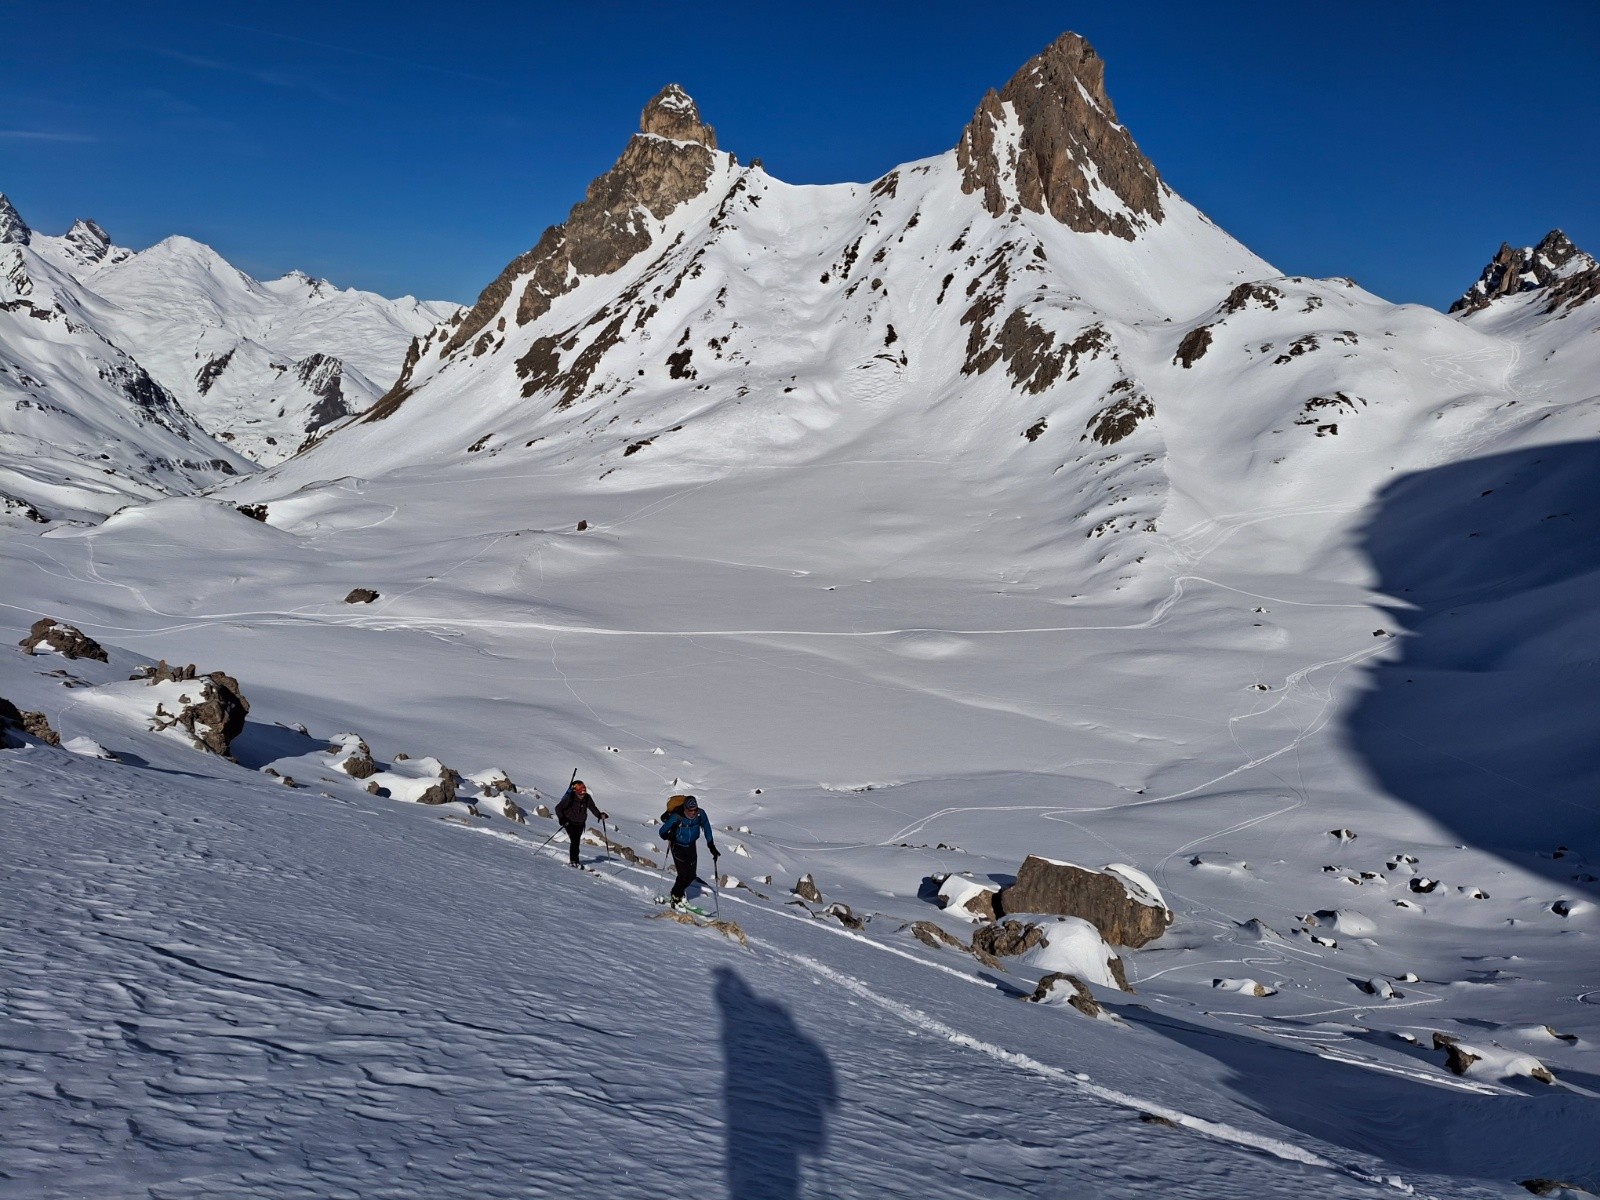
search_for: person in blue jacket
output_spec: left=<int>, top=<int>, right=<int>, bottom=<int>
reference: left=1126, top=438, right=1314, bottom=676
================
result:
left=659, top=795, right=719, bottom=907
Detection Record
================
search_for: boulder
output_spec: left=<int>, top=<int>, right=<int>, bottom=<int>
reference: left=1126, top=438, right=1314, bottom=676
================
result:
left=503, top=798, right=528, bottom=824
left=19, top=618, right=108, bottom=663
left=328, top=734, right=377, bottom=778
left=996, top=857, right=1171, bottom=947
left=972, top=919, right=1048, bottom=959
left=793, top=874, right=823, bottom=903
left=937, top=874, right=1000, bottom=922
left=415, top=768, right=458, bottom=806
left=344, top=588, right=379, bottom=604
left=141, top=661, right=250, bottom=758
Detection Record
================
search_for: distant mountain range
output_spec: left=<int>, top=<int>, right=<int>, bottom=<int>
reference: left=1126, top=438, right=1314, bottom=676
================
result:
left=0, top=192, right=457, bottom=520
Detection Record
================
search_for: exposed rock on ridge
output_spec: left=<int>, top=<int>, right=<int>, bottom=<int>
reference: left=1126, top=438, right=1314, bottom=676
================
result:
left=0, top=194, right=30, bottom=245
left=956, top=32, right=1164, bottom=239
left=1451, top=230, right=1600, bottom=315
left=396, top=84, right=721, bottom=410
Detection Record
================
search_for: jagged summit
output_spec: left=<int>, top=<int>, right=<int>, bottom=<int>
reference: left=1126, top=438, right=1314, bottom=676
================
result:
left=397, top=84, right=726, bottom=398
left=1451, top=229, right=1600, bottom=316
left=956, top=31, right=1165, bottom=239
left=0, top=193, right=31, bottom=245
left=57, top=217, right=129, bottom=269
left=640, top=84, right=716, bottom=148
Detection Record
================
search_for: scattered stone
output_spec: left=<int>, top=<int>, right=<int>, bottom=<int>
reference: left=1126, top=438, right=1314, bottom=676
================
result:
left=1212, top=977, right=1277, bottom=997
left=576, top=520, right=588, bottom=531
left=503, top=798, right=528, bottom=824
left=793, top=874, right=823, bottom=903
left=996, top=857, right=1171, bottom=947
left=1329, top=828, right=1357, bottom=842
left=393, top=751, right=409, bottom=760
left=1357, top=977, right=1401, bottom=999
left=365, top=781, right=388, bottom=797
left=652, top=909, right=747, bottom=946
left=1029, top=971, right=1101, bottom=1017
left=1432, top=1033, right=1480, bottom=1076
left=534, top=803, right=553, bottom=819
left=344, top=588, right=379, bottom=604
left=1409, top=877, right=1439, bottom=894
left=1139, top=1113, right=1179, bottom=1129
left=235, top=503, right=268, bottom=522
left=19, top=618, right=108, bottom=663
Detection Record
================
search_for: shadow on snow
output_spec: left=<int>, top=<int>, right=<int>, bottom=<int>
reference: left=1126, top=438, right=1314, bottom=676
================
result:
left=1348, top=439, right=1600, bottom=898
left=714, top=966, right=838, bottom=1200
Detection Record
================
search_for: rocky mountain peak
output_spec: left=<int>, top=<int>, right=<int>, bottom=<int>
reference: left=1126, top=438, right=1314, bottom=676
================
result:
left=640, top=84, right=717, bottom=148
left=0, top=193, right=31, bottom=245
left=419, top=87, right=724, bottom=379
left=62, top=218, right=115, bottom=264
left=956, top=31, right=1165, bottom=240
left=1450, top=229, right=1600, bottom=315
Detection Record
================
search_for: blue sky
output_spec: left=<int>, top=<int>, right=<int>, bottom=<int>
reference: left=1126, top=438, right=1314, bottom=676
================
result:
left=2, top=1, right=1596, bottom=308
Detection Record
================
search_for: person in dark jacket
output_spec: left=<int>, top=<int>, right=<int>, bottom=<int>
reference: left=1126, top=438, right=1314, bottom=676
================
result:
left=554, top=779, right=607, bottom=867
left=658, top=795, right=718, bottom=906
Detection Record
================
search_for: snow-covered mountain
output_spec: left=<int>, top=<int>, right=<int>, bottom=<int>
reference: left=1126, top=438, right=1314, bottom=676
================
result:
left=0, top=191, right=459, bottom=490
left=4, top=32, right=1598, bottom=1198
left=83, top=237, right=458, bottom=464
left=1, top=199, right=248, bottom=522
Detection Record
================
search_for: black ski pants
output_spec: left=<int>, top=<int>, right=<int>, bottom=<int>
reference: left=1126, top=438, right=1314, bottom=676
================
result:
left=670, top=841, right=698, bottom=900
left=564, top=822, right=585, bottom=865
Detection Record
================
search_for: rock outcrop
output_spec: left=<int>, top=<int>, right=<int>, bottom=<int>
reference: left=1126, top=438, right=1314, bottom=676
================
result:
left=996, top=857, right=1171, bottom=947
left=373, top=84, right=721, bottom=418
left=20, top=618, right=109, bottom=663
left=956, top=32, right=1164, bottom=239
left=0, top=193, right=30, bottom=245
left=137, top=660, right=250, bottom=758
left=1451, top=230, right=1600, bottom=315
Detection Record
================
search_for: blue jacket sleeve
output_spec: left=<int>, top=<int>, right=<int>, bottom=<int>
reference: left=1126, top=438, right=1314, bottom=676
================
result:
left=699, top=812, right=716, bottom=851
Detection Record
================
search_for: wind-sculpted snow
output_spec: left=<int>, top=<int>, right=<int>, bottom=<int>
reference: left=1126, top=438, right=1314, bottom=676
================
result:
left=8, top=742, right=1592, bottom=1199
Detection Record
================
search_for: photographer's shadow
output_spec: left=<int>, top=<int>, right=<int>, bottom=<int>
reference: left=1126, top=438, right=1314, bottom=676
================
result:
left=714, top=967, right=838, bottom=1200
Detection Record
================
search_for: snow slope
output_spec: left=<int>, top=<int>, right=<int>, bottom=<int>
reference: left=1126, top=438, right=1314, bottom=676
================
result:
left=3, top=32, right=1598, bottom=1199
